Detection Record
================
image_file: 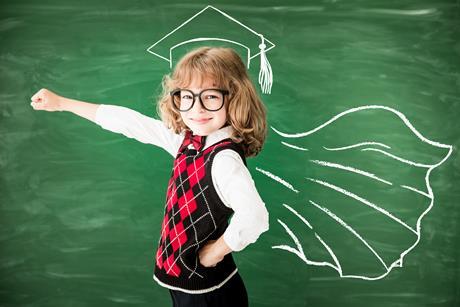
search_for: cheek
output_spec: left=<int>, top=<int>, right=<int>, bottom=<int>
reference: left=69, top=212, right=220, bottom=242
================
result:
left=180, top=113, right=188, bottom=123
left=216, top=110, right=227, bottom=124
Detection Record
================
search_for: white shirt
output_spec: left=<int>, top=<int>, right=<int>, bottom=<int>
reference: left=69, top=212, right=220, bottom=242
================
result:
left=94, top=104, right=269, bottom=252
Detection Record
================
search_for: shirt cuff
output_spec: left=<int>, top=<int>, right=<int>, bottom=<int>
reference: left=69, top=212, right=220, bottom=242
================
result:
left=223, top=228, right=241, bottom=252
left=222, top=212, right=269, bottom=252
left=94, top=104, right=113, bottom=129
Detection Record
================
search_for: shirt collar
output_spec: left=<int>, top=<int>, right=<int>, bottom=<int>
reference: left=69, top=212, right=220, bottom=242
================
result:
left=183, top=125, right=233, bottom=151
left=204, top=125, right=233, bottom=150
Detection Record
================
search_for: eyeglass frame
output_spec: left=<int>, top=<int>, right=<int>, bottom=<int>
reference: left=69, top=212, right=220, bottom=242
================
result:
left=169, top=88, right=230, bottom=112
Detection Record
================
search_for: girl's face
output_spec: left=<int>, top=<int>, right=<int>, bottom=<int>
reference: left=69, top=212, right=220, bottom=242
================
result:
left=180, top=77, right=228, bottom=136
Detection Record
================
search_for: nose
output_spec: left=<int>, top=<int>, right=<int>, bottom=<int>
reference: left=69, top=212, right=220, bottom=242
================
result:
left=191, top=96, right=206, bottom=113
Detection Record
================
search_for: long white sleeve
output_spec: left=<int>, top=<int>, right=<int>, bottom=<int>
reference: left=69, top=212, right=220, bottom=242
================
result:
left=94, top=104, right=183, bottom=157
left=212, top=149, right=270, bottom=252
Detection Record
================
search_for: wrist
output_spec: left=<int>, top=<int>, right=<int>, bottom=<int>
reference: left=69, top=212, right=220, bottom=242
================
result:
left=214, top=236, right=232, bottom=259
left=57, top=96, right=70, bottom=112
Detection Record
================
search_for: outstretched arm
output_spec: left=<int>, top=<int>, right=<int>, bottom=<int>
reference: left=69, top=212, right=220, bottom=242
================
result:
left=30, top=88, right=184, bottom=156
left=31, top=88, right=99, bottom=122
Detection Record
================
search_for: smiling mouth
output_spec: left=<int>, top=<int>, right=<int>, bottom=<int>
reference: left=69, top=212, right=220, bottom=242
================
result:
left=192, top=118, right=212, bottom=123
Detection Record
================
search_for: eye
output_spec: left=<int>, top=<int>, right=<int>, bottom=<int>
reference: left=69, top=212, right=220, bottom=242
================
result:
left=204, top=95, right=219, bottom=100
left=182, top=94, right=193, bottom=99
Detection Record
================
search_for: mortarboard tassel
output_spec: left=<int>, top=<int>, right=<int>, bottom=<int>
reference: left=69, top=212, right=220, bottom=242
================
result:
left=258, top=35, right=273, bottom=94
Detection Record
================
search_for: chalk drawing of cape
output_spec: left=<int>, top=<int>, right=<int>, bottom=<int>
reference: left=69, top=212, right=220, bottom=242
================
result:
left=256, top=105, right=453, bottom=280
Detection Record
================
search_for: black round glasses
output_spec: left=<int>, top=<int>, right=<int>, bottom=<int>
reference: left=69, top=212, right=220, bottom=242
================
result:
left=170, top=88, right=229, bottom=112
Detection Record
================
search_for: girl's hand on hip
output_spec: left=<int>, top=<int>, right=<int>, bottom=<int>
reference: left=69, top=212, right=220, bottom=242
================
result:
left=198, top=240, right=224, bottom=268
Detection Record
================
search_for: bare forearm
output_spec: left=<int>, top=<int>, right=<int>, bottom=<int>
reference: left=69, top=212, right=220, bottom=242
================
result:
left=214, top=234, right=233, bottom=258
left=59, top=97, right=100, bottom=123
left=31, top=88, right=101, bottom=123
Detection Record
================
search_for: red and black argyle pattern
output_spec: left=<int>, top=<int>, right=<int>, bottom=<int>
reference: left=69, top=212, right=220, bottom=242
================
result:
left=154, top=135, right=247, bottom=292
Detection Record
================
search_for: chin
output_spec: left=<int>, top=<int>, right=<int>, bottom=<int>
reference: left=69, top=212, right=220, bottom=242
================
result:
left=187, top=125, right=205, bottom=135
left=194, top=128, right=212, bottom=136
left=187, top=120, right=223, bottom=136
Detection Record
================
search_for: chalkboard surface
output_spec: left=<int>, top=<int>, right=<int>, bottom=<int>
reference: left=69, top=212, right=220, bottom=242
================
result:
left=1, top=1, right=459, bottom=306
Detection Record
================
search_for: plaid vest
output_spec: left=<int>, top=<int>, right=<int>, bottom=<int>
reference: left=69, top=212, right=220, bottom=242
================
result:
left=153, top=135, right=247, bottom=293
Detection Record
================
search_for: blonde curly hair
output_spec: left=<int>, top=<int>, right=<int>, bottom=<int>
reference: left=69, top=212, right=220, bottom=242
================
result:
left=156, top=46, right=268, bottom=158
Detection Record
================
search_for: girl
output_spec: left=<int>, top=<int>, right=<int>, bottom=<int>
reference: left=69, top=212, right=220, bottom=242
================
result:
left=30, top=46, right=269, bottom=307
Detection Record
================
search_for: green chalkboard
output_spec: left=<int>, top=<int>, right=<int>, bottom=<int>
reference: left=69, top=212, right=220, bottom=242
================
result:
left=1, top=0, right=459, bottom=306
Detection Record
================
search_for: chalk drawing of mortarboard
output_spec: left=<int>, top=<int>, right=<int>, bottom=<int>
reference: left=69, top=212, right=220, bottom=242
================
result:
left=146, top=5, right=275, bottom=94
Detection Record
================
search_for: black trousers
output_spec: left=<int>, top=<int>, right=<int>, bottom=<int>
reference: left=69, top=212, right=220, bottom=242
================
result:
left=168, top=272, right=248, bottom=307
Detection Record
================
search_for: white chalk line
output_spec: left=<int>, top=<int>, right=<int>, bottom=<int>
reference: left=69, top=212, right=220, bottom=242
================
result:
left=272, top=208, right=341, bottom=272
left=311, top=158, right=431, bottom=199
left=282, top=203, right=312, bottom=230
left=308, top=200, right=389, bottom=270
left=400, top=185, right=432, bottom=199
left=305, top=177, right=418, bottom=235
left=361, top=148, right=433, bottom=168
left=357, top=8, right=437, bottom=16
left=309, top=159, right=393, bottom=185
left=255, top=167, right=299, bottom=193
left=281, top=141, right=309, bottom=151
left=270, top=105, right=452, bottom=151
left=283, top=203, right=342, bottom=274
left=323, top=142, right=391, bottom=151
